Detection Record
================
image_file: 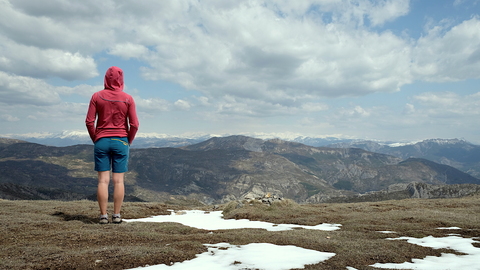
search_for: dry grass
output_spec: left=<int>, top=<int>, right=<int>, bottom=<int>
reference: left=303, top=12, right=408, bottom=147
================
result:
left=1, top=196, right=479, bottom=270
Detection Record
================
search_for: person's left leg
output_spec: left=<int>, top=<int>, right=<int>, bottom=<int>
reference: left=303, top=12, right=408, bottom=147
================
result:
left=94, top=138, right=113, bottom=219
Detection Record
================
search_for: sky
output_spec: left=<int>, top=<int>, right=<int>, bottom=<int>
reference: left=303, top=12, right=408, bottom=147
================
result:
left=1, top=0, right=480, bottom=143
left=124, top=210, right=480, bottom=270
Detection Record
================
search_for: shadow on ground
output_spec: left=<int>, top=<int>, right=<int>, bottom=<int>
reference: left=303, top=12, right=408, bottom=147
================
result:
left=52, top=211, right=97, bottom=224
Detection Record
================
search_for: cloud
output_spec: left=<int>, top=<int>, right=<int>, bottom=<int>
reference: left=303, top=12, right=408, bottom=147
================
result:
left=403, top=103, right=415, bottom=115
left=134, top=96, right=171, bottom=112
left=0, top=71, right=100, bottom=106
left=212, top=95, right=310, bottom=118
left=1, top=0, right=477, bottom=105
left=306, top=0, right=410, bottom=27
left=413, top=17, right=480, bottom=82
left=66, top=84, right=102, bottom=98
left=412, top=91, right=480, bottom=118
left=0, top=1, right=101, bottom=80
left=195, top=96, right=211, bottom=106
left=32, top=102, right=89, bottom=121
left=0, top=71, right=62, bottom=105
left=135, top=0, right=414, bottom=103
left=301, top=102, right=329, bottom=112
left=0, top=114, right=20, bottom=122
left=108, top=43, right=150, bottom=60
left=333, top=105, right=375, bottom=121
left=141, top=2, right=410, bottom=98
left=0, top=0, right=479, bottom=140
left=174, top=99, right=191, bottom=110
left=366, top=0, right=410, bottom=26
left=0, top=0, right=115, bottom=52
left=0, top=101, right=89, bottom=132
left=0, top=36, right=98, bottom=80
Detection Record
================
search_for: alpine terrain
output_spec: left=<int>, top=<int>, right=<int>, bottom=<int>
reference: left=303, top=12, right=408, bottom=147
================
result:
left=1, top=136, right=479, bottom=204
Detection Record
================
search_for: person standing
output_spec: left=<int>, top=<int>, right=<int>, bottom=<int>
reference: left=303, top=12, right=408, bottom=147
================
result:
left=85, top=66, right=139, bottom=224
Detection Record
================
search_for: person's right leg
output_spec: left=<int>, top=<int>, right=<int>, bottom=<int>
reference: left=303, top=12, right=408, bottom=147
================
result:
left=110, top=137, right=129, bottom=223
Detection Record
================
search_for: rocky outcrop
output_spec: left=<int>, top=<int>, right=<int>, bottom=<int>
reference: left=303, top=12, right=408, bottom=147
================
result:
left=407, top=182, right=480, bottom=199
left=315, top=182, right=480, bottom=203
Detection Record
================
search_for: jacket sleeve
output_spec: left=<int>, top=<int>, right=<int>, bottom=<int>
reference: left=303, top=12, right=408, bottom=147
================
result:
left=127, top=97, right=139, bottom=144
left=85, top=94, right=97, bottom=143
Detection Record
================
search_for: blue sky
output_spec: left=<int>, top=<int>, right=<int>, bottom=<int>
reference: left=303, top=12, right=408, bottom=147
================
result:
left=1, top=0, right=480, bottom=143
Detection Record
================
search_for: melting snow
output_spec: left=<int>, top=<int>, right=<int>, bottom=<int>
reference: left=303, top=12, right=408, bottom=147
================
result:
left=124, top=210, right=339, bottom=269
left=127, top=242, right=335, bottom=270
left=125, top=211, right=480, bottom=270
left=124, top=210, right=342, bottom=231
left=371, top=235, right=480, bottom=269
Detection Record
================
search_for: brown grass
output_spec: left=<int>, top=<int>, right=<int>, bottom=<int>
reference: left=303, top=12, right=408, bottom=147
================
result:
left=1, top=196, right=479, bottom=270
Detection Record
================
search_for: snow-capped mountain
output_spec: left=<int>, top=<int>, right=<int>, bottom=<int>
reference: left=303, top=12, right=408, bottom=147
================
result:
left=1, top=130, right=360, bottom=148
left=1, top=130, right=475, bottom=151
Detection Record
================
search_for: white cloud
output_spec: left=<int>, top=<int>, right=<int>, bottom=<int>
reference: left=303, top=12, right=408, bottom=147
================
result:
left=0, top=0, right=116, bottom=52
left=337, top=105, right=373, bottom=118
left=66, top=84, right=102, bottom=98
left=0, top=36, right=98, bottom=80
left=301, top=102, right=329, bottom=112
left=366, top=0, right=410, bottom=26
left=0, top=0, right=479, bottom=140
left=135, top=0, right=414, bottom=102
left=195, top=96, right=211, bottom=106
left=0, top=71, right=99, bottom=106
left=108, top=43, right=150, bottom=60
left=0, top=114, right=19, bottom=122
left=211, top=95, right=310, bottom=118
left=1, top=0, right=476, bottom=103
left=0, top=101, right=89, bottom=133
left=0, top=71, right=61, bottom=105
left=0, top=1, right=103, bottom=80
left=32, top=102, right=89, bottom=122
left=134, top=97, right=171, bottom=112
left=174, top=99, right=191, bottom=110
left=403, top=103, right=415, bottom=115
left=413, top=17, right=480, bottom=82
left=412, top=91, right=480, bottom=117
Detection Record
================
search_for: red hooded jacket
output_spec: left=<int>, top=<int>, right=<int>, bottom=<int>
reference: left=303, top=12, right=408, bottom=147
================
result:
left=85, top=66, right=139, bottom=144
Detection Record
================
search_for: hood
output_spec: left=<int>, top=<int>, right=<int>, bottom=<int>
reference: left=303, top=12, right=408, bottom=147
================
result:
left=104, top=66, right=124, bottom=91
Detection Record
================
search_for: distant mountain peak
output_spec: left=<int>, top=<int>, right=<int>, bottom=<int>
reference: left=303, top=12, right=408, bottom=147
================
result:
left=420, top=138, right=470, bottom=145
left=182, top=135, right=265, bottom=152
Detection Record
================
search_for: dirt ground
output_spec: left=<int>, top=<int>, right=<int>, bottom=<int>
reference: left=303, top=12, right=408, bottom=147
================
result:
left=1, top=196, right=479, bottom=270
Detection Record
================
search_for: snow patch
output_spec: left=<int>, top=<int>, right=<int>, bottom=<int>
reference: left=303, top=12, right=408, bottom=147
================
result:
left=371, top=235, right=480, bottom=269
left=125, top=210, right=341, bottom=231
left=127, top=242, right=335, bottom=270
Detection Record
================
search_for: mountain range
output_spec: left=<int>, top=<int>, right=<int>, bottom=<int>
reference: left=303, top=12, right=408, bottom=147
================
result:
left=1, top=135, right=480, bottom=204
left=327, top=138, right=480, bottom=178
left=1, top=131, right=358, bottom=148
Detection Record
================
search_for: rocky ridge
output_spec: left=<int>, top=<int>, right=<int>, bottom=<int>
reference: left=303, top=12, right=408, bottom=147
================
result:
left=1, top=136, right=480, bottom=204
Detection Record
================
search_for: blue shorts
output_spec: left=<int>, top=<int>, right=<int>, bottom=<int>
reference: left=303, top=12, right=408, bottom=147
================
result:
left=94, top=137, right=130, bottom=173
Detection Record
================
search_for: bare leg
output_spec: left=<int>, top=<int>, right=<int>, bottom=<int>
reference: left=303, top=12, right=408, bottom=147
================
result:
left=112, top=172, right=125, bottom=215
left=97, top=171, right=111, bottom=215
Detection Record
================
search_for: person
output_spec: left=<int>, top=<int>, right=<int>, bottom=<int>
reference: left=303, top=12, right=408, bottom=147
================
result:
left=85, top=66, right=139, bottom=224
